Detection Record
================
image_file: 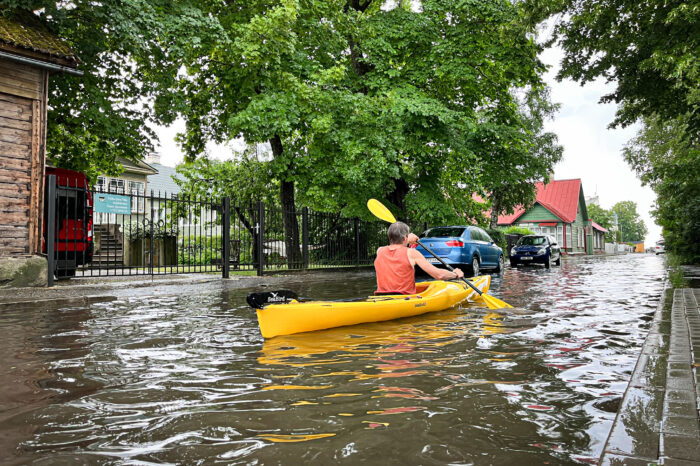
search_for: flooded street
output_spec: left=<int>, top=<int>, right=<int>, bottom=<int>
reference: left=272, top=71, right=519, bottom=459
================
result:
left=1, top=254, right=666, bottom=464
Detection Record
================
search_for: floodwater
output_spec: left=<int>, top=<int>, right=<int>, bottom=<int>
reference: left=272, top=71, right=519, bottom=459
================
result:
left=1, top=254, right=666, bottom=464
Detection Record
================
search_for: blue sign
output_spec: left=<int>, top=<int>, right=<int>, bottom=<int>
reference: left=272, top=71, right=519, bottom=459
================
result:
left=94, top=193, right=131, bottom=214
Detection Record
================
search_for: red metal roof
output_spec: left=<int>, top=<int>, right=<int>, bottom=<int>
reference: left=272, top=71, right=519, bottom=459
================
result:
left=498, top=179, right=583, bottom=225
left=590, top=220, right=609, bottom=233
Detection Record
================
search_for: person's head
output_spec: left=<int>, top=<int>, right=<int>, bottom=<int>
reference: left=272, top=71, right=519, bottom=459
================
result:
left=387, top=221, right=411, bottom=245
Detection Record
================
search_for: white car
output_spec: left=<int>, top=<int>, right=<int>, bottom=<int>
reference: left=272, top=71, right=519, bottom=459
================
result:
left=655, top=241, right=665, bottom=255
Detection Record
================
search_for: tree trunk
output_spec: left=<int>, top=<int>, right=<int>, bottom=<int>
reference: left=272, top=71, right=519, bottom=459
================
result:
left=270, top=134, right=303, bottom=269
left=490, top=195, right=500, bottom=230
left=387, top=177, right=410, bottom=220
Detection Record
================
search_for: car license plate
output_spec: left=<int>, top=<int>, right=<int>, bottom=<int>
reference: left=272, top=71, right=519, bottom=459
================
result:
left=521, top=256, right=533, bottom=260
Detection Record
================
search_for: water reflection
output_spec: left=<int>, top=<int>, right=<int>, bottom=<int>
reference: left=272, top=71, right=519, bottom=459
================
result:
left=0, top=254, right=666, bottom=464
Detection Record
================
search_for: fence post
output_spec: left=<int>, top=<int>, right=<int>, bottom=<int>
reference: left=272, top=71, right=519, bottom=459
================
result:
left=302, top=207, right=309, bottom=269
left=222, top=197, right=231, bottom=278
left=354, top=218, right=360, bottom=266
left=149, top=191, right=155, bottom=275
left=423, top=222, right=428, bottom=233
left=257, top=201, right=264, bottom=277
left=46, top=174, right=56, bottom=287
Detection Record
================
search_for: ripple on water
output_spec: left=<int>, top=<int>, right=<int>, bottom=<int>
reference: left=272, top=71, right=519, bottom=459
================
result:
left=0, top=255, right=667, bottom=464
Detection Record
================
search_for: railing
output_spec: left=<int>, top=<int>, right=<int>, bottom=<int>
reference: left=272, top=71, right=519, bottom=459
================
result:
left=45, top=174, right=390, bottom=279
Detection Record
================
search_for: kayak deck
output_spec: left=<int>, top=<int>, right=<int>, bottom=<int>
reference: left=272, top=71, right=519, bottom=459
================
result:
left=256, top=276, right=491, bottom=338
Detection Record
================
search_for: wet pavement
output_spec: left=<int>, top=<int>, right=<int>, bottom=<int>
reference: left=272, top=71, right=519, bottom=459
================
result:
left=601, top=265, right=700, bottom=464
left=0, top=254, right=685, bottom=464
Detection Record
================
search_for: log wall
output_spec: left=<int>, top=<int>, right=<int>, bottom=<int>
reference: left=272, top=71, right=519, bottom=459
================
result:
left=0, top=57, right=47, bottom=256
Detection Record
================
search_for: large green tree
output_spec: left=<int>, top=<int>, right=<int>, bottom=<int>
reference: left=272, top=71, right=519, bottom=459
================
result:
left=153, top=0, right=557, bottom=263
left=0, top=2, right=213, bottom=180
left=8, top=1, right=559, bottom=264
left=611, top=201, right=648, bottom=243
left=623, top=114, right=699, bottom=262
left=587, top=203, right=616, bottom=243
left=525, top=0, right=699, bottom=134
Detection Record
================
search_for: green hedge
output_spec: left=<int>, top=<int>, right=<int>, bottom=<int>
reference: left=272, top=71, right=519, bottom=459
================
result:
left=486, top=228, right=507, bottom=253
left=503, top=226, right=535, bottom=236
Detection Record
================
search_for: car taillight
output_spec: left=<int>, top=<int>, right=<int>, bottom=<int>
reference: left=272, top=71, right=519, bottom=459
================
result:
left=87, top=217, right=93, bottom=240
left=445, top=240, right=463, bottom=247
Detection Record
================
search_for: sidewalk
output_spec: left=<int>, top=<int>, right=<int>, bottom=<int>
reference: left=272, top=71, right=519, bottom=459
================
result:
left=0, top=269, right=376, bottom=310
left=601, top=266, right=700, bottom=464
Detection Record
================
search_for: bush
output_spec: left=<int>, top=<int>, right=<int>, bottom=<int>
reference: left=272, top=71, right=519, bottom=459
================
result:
left=503, top=226, right=534, bottom=236
left=178, top=235, right=222, bottom=265
left=486, top=228, right=507, bottom=253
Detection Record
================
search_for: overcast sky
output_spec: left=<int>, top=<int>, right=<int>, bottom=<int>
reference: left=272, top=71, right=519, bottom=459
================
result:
left=155, top=44, right=662, bottom=246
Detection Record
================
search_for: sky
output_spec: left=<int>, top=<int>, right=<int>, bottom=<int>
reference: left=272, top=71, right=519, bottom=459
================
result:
left=154, top=43, right=662, bottom=247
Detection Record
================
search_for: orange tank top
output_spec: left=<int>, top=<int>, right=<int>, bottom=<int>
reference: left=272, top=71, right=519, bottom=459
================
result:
left=374, top=246, right=416, bottom=295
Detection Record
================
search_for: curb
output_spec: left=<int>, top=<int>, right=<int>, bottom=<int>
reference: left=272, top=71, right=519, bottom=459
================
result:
left=0, top=295, right=117, bottom=311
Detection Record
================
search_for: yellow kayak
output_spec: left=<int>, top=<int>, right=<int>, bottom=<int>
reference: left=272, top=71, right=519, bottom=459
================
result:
left=254, top=276, right=491, bottom=338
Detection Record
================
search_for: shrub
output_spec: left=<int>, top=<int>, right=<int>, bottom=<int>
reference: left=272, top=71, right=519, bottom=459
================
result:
left=486, top=228, right=507, bottom=253
left=503, top=226, right=534, bottom=236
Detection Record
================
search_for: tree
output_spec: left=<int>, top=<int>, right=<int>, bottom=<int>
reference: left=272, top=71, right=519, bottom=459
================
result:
left=525, top=0, right=699, bottom=136
left=587, top=204, right=616, bottom=243
left=153, top=0, right=558, bottom=260
left=482, top=88, right=564, bottom=228
left=174, top=146, right=278, bottom=265
left=611, top=201, right=648, bottom=243
left=623, top=114, right=700, bottom=262
left=0, top=2, right=209, bottom=180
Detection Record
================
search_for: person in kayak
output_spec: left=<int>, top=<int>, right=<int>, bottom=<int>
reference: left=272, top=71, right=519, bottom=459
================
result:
left=375, top=221, right=464, bottom=294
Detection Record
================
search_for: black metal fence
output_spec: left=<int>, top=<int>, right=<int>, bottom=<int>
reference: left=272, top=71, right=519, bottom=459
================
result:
left=44, top=174, right=388, bottom=281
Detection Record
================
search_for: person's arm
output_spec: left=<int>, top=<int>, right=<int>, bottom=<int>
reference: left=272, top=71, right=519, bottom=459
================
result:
left=408, top=248, right=464, bottom=280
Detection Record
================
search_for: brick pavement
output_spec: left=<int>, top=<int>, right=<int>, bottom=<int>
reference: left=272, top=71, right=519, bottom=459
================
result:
left=601, top=285, right=700, bottom=465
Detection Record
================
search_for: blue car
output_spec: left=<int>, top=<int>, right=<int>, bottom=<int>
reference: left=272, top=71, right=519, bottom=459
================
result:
left=510, top=235, right=561, bottom=269
left=413, top=226, right=504, bottom=277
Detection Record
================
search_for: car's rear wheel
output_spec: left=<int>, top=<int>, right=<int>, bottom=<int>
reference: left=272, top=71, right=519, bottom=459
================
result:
left=470, top=256, right=480, bottom=277
left=555, top=255, right=561, bottom=266
left=494, top=254, right=504, bottom=273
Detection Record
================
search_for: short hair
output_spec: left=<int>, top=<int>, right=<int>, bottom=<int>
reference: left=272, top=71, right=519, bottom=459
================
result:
left=387, top=221, right=410, bottom=244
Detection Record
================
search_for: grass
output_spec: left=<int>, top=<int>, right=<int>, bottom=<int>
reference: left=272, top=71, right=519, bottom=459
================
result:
left=667, top=253, right=689, bottom=288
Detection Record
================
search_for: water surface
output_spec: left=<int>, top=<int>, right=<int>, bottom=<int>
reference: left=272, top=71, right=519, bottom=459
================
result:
left=0, top=254, right=665, bottom=464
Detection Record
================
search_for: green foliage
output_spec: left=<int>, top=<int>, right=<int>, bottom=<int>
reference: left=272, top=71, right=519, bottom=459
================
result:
left=525, top=0, right=699, bottom=136
left=124, top=221, right=178, bottom=241
left=503, top=226, right=535, bottom=236
left=486, top=229, right=507, bottom=253
left=611, top=201, right=648, bottom=243
left=587, top=204, right=616, bottom=243
left=0, top=2, right=193, bottom=178
left=150, top=0, right=558, bottom=225
left=178, top=235, right=221, bottom=266
left=624, top=114, right=700, bottom=263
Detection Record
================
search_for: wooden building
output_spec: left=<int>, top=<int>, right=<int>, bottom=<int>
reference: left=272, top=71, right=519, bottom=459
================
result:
left=0, top=12, right=80, bottom=262
left=497, top=179, right=594, bottom=255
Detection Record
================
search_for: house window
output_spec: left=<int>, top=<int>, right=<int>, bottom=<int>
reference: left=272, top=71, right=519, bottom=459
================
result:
left=129, top=181, right=145, bottom=213
left=566, top=225, right=572, bottom=249
left=108, top=178, right=126, bottom=194
left=96, top=176, right=106, bottom=192
left=557, top=225, right=563, bottom=246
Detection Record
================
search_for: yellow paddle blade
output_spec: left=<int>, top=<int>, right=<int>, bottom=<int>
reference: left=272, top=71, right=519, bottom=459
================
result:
left=474, top=293, right=513, bottom=309
left=367, top=199, right=397, bottom=223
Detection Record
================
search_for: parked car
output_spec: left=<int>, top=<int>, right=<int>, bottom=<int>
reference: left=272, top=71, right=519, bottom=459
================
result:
left=510, top=235, right=561, bottom=269
left=655, top=240, right=665, bottom=255
left=413, top=226, right=504, bottom=277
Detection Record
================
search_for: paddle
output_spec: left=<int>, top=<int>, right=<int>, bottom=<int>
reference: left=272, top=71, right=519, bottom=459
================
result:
left=367, top=198, right=513, bottom=310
